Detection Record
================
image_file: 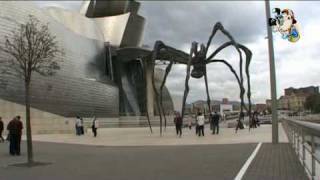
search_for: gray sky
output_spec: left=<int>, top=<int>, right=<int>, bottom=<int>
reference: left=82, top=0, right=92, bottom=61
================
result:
left=35, top=1, right=320, bottom=104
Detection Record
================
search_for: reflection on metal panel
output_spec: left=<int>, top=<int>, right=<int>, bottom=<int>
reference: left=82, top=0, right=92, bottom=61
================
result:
left=94, top=13, right=130, bottom=46
left=0, top=1, right=119, bottom=117
left=46, top=7, right=104, bottom=41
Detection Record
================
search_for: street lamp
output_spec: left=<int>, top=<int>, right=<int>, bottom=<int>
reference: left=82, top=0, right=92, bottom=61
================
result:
left=265, top=0, right=279, bottom=144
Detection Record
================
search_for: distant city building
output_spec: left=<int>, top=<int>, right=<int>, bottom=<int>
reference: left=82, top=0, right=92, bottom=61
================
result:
left=222, top=98, right=229, bottom=104
left=284, top=86, right=319, bottom=96
left=278, top=86, right=319, bottom=111
left=188, top=98, right=236, bottom=115
left=255, top=103, right=267, bottom=112
left=220, top=104, right=233, bottom=115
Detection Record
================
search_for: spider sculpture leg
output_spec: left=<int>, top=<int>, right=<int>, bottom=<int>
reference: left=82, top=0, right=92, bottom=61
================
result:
left=150, top=40, right=189, bottom=135
left=239, top=45, right=253, bottom=129
left=159, top=61, right=173, bottom=130
left=207, top=42, right=253, bottom=124
left=207, top=59, right=245, bottom=132
left=204, top=67, right=212, bottom=116
left=205, top=22, right=254, bottom=131
left=204, top=22, right=247, bottom=131
left=181, top=42, right=198, bottom=120
left=142, top=58, right=153, bottom=133
left=151, top=41, right=165, bottom=136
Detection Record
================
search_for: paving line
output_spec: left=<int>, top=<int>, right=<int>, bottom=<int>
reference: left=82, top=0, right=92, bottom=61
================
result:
left=234, top=142, right=262, bottom=180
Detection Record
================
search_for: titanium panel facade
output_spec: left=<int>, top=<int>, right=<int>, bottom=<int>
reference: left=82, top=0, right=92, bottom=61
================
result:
left=0, top=2, right=119, bottom=117
left=0, top=1, right=174, bottom=120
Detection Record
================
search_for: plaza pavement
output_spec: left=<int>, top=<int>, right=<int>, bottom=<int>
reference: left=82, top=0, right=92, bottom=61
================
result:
left=29, top=123, right=288, bottom=146
left=0, top=141, right=258, bottom=180
left=0, top=123, right=307, bottom=180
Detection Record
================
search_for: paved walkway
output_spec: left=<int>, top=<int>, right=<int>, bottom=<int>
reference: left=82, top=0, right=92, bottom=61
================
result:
left=0, top=141, right=257, bottom=180
left=0, top=124, right=308, bottom=180
left=243, top=143, right=308, bottom=180
left=30, top=124, right=288, bottom=146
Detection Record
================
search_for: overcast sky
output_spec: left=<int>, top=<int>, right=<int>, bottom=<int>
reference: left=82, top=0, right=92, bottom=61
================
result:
left=35, top=1, right=320, bottom=104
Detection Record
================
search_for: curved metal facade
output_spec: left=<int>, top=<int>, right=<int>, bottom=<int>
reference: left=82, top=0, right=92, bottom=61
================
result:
left=0, top=2, right=119, bottom=117
left=0, top=1, right=174, bottom=119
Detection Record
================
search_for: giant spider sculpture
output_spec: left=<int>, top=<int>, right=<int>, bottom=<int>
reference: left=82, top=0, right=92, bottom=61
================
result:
left=145, top=22, right=253, bottom=135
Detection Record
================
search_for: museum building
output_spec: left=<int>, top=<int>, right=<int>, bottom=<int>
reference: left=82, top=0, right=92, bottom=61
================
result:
left=0, top=1, right=174, bottom=133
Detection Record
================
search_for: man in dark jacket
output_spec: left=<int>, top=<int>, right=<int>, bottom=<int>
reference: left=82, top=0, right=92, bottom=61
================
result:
left=174, top=112, right=183, bottom=137
left=7, top=116, right=23, bottom=156
left=0, top=117, right=4, bottom=142
left=212, top=112, right=220, bottom=134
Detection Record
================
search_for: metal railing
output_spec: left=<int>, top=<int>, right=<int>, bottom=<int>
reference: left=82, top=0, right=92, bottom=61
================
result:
left=282, top=118, right=320, bottom=180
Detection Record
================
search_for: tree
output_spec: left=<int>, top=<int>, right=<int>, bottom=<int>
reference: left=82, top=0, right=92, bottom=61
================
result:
left=0, top=15, right=64, bottom=165
left=305, top=94, right=320, bottom=113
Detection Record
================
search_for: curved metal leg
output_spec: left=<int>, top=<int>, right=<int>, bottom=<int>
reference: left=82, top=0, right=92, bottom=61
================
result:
left=204, top=68, right=212, bottom=115
left=151, top=41, right=165, bottom=136
left=181, top=42, right=197, bottom=120
left=239, top=45, right=253, bottom=130
left=141, top=58, right=153, bottom=133
left=160, top=61, right=173, bottom=131
left=205, top=23, right=246, bottom=131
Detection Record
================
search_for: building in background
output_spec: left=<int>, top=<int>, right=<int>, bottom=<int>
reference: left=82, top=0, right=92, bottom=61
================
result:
left=278, top=86, right=319, bottom=112
left=255, top=103, right=267, bottom=113
left=220, top=98, right=233, bottom=115
left=0, top=0, right=174, bottom=133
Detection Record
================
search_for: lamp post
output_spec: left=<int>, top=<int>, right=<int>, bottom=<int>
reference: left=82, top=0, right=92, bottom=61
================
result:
left=265, top=0, right=279, bottom=144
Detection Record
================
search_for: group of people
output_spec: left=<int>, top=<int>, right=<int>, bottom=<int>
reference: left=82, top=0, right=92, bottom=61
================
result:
left=75, top=116, right=99, bottom=137
left=173, top=111, right=221, bottom=137
left=0, top=116, right=23, bottom=156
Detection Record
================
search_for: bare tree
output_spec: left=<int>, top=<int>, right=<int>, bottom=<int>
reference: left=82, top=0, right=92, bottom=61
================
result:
left=0, top=15, right=64, bottom=165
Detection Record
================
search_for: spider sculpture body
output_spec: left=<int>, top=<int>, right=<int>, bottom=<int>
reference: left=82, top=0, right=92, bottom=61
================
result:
left=145, top=22, right=253, bottom=135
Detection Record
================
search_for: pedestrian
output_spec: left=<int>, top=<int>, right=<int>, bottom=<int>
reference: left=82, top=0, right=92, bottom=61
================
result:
left=0, top=117, right=4, bottom=142
left=195, top=113, right=199, bottom=135
left=188, top=116, right=192, bottom=130
left=209, top=113, right=213, bottom=130
left=254, top=111, right=260, bottom=127
left=174, top=112, right=183, bottom=137
left=75, top=116, right=81, bottom=136
left=80, top=117, right=84, bottom=135
left=7, top=116, right=23, bottom=156
left=91, top=116, right=99, bottom=137
left=197, top=112, right=205, bottom=136
left=212, top=112, right=220, bottom=134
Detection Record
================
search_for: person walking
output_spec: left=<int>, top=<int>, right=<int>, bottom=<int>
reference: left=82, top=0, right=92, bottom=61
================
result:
left=75, top=116, right=81, bottom=136
left=0, top=117, right=4, bottom=142
left=7, top=116, right=23, bottom=156
left=80, top=117, right=84, bottom=135
left=195, top=113, right=199, bottom=135
left=91, top=116, right=99, bottom=137
left=209, top=112, right=213, bottom=130
left=174, top=112, right=183, bottom=137
left=197, top=112, right=205, bottom=136
left=212, top=112, right=220, bottom=134
left=188, top=116, right=192, bottom=130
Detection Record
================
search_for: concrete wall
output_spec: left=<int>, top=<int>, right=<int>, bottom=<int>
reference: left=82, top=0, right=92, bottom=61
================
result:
left=0, top=99, right=74, bottom=135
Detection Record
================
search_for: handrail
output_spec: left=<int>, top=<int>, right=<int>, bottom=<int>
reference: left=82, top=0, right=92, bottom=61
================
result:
left=286, top=119, right=320, bottom=136
left=282, top=118, right=320, bottom=180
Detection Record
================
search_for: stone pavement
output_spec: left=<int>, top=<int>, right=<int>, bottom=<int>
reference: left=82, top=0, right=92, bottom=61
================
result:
left=0, top=124, right=308, bottom=180
left=243, top=143, right=309, bottom=180
left=29, top=124, right=288, bottom=146
left=0, top=142, right=256, bottom=180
